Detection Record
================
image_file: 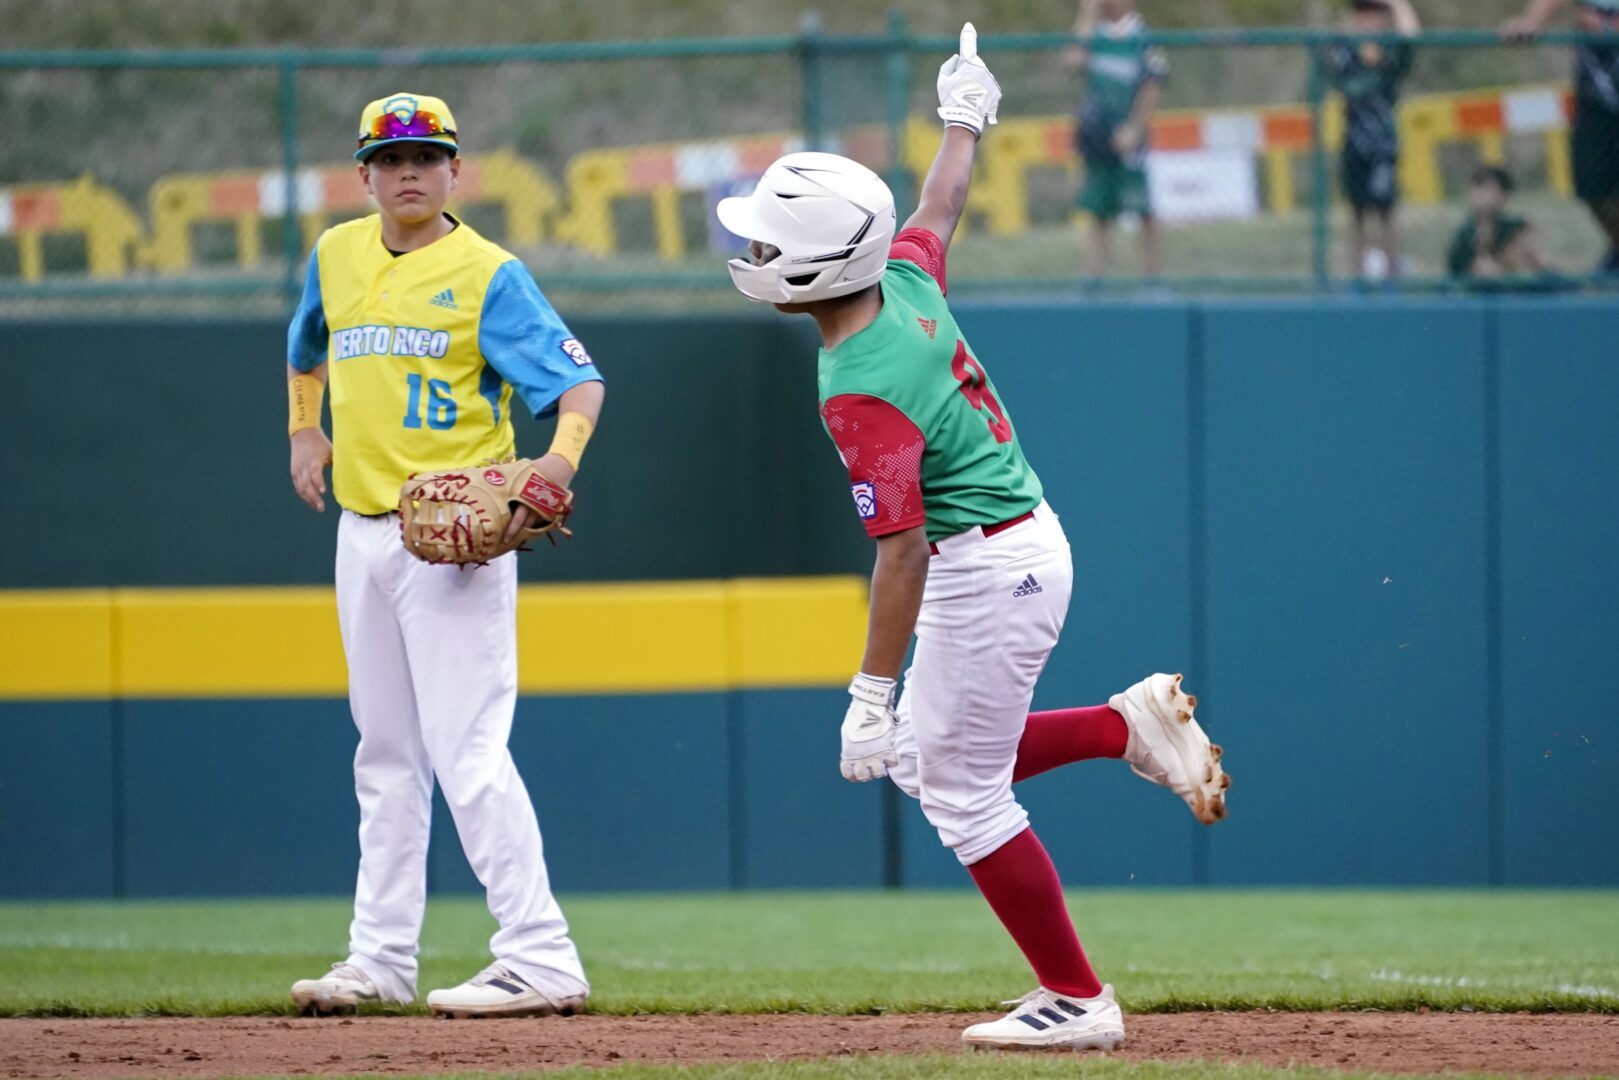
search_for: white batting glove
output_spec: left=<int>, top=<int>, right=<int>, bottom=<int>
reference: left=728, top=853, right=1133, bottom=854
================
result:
left=936, top=21, right=1002, bottom=137
left=840, top=673, right=899, bottom=782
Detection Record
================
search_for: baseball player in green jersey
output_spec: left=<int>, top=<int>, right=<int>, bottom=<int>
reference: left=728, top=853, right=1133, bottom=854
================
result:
left=717, top=25, right=1229, bottom=1052
left=284, top=92, right=604, bottom=1019
left=1323, top=0, right=1421, bottom=279
left=1447, top=166, right=1549, bottom=279
left=1066, top=0, right=1168, bottom=278
left=1504, top=0, right=1619, bottom=273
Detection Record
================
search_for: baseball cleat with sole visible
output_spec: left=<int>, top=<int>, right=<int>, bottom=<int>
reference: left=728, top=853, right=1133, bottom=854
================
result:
left=290, top=962, right=397, bottom=1017
left=1111, top=672, right=1231, bottom=824
left=962, top=984, right=1126, bottom=1051
left=427, top=963, right=587, bottom=1019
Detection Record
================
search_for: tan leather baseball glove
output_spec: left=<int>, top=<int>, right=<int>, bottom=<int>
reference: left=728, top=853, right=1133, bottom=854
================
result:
left=399, top=459, right=573, bottom=565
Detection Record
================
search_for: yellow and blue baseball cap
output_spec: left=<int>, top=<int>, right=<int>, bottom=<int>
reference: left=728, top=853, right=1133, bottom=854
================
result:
left=355, top=92, right=458, bottom=162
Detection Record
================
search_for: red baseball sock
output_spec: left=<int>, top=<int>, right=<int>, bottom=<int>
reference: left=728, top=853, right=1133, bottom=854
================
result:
left=966, top=827, right=1103, bottom=1000
left=1013, top=704, right=1128, bottom=783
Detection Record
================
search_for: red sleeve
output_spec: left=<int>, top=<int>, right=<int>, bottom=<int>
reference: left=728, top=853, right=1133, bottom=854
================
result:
left=820, top=394, right=926, bottom=538
left=888, top=227, right=947, bottom=294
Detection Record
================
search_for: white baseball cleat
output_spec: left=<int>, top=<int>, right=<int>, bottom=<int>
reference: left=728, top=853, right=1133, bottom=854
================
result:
left=962, top=984, right=1126, bottom=1051
left=290, top=962, right=399, bottom=1016
left=427, top=963, right=587, bottom=1019
left=1111, top=672, right=1231, bottom=824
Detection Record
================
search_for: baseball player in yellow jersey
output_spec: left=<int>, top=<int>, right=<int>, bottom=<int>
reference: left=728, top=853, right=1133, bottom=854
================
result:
left=283, top=92, right=605, bottom=1019
left=718, top=27, right=1229, bottom=1051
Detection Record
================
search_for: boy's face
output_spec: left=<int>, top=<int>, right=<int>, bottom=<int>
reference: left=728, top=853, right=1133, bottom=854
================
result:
left=747, top=240, right=813, bottom=314
left=1469, top=179, right=1508, bottom=216
left=359, top=142, right=458, bottom=226
left=1100, top=0, right=1136, bottom=21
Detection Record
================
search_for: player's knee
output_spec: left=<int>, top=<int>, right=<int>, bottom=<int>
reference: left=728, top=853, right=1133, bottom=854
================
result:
left=919, top=790, right=1027, bottom=866
left=430, top=751, right=512, bottom=803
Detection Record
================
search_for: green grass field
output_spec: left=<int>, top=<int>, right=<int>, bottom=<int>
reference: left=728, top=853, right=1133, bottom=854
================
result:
left=1, top=889, right=1615, bottom=1018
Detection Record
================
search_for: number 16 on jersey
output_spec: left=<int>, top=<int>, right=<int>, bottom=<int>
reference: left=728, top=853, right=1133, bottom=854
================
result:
left=403, top=373, right=457, bottom=430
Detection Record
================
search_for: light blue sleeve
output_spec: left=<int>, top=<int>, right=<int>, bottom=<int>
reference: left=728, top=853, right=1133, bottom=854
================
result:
left=478, top=259, right=603, bottom=420
left=286, top=249, right=328, bottom=372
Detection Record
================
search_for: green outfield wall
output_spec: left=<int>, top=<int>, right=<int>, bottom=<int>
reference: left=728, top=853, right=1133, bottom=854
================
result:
left=2, top=296, right=1615, bottom=894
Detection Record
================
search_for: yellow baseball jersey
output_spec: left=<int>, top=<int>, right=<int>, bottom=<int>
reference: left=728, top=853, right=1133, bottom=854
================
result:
left=287, top=214, right=602, bottom=514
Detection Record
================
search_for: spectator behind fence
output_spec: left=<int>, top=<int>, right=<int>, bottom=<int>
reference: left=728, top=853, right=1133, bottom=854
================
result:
left=1065, top=0, right=1168, bottom=279
left=1323, top=0, right=1422, bottom=279
left=1447, top=166, right=1550, bottom=279
left=1503, top=0, right=1619, bottom=273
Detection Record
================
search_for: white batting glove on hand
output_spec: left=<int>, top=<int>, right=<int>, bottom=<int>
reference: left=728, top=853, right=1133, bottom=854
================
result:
left=840, top=673, right=899, bottom=782
left=936, top=21, right=1002, bottom=137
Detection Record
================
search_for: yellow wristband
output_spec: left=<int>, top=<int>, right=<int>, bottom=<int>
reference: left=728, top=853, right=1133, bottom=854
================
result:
left=547, top=411, right=594, bottom=471
left=288, top=373, right=325, bottom=435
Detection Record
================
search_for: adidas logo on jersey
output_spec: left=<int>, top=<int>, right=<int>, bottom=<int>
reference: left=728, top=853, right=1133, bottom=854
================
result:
left=917, top=318, right=937, bottom=339
left=428, top=288, right=458, bottom=310
left=1012, top=574, right=1044, bottom=598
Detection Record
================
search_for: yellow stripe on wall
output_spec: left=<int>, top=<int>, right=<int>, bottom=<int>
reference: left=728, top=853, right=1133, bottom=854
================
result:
left=0, top=578, right=866, bottom=700
left=516, top=581, right=733, bottom=694
left=0, top=591, right=116, bottom=698
left=117, top=588, right=349, bottom=697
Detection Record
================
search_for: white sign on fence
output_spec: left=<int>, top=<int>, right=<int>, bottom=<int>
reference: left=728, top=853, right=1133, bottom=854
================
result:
left=1146, top=149, right=1260, bottom=224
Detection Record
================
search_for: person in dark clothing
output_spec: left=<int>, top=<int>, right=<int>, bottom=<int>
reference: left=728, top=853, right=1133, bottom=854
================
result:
left=1504, top=0, right=1619, bottom=272
left=1447, top=166, right=1549, bottom=278
left=1323, top=0, right=1422, bottom=278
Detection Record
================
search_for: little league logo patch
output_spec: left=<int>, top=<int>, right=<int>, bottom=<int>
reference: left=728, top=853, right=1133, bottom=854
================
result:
left=850, top=481, right=877, bottom=521
left=384, top=95, right=419, bottom=124
left=560, top=338, right=593, bottom=367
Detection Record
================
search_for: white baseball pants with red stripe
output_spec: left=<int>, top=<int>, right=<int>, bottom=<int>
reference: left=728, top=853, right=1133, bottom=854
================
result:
left=888, top=500, right=1074, bottom=865
left=332, top=510, right=587, bottom=1001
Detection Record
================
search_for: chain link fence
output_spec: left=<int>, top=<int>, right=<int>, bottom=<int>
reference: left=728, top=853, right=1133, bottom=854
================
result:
left=2, top=23, right=1616, bottom=315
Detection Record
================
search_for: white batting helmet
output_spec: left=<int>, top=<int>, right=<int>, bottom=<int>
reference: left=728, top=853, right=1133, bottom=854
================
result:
left=716, top=152, right=897, bottom=304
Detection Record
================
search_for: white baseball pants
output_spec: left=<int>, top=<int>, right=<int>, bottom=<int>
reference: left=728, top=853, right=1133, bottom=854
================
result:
left=334, top=511, right=586, bottom=1002
left=888, top=500, right=1074, bottom=865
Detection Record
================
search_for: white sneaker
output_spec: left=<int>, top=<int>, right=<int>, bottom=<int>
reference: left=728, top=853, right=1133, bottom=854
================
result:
left=290, top=962, right=397, bottom=1017
left=962, top=985, right=1126, bottom=1051
left=426, top=963, right=587, bottom=1019
left=1111, top=672, right=1231, bottom=824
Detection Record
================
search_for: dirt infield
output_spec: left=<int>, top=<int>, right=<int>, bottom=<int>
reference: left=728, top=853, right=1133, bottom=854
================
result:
left=4, top=1012, right=1616, bottom=1078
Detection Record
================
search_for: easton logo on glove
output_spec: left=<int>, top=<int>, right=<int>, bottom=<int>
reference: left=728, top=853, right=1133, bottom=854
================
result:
left=399, top=458, right=574, bottom=565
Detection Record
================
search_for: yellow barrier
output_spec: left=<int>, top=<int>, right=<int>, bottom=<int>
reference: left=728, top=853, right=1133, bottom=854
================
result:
left=141, top=149, right=562, bottom=272
left=0, top=175, right=145, bottom=280
left=0, top=578, right=867, bottom=700
left=0, top=81, right=1575, bottom=279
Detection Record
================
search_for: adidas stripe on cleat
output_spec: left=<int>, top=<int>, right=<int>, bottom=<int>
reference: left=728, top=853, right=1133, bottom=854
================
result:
left=427, top=962, right=587, bottom=1019
left=962, top=984, right=1126, bottom=1051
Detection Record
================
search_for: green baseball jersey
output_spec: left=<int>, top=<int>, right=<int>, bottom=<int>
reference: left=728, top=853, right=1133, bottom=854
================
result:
left=817, top=229, right=1043, bottom=543
left=1076, top=13, right=1169, bottom=163
left=1324, top=38, right=1415, bottom=157
left=1447, top=214, right=1529, bottom=276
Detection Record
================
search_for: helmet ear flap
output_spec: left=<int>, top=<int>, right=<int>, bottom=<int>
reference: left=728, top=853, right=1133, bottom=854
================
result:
left=718, top=152, right=897, bottom=304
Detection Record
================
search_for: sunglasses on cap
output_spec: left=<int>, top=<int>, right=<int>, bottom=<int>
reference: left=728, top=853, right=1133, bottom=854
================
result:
left=357, top=109, right=456, bottom=152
